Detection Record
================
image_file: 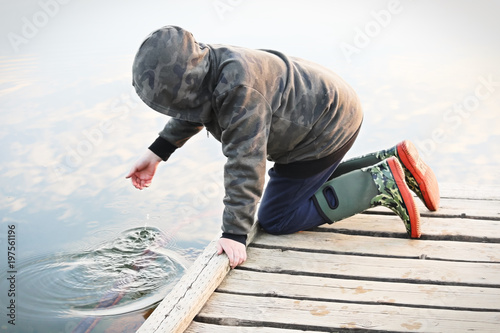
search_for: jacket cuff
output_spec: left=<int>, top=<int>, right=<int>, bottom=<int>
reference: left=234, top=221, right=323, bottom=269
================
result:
left=221, top=232, right=247, bottom=246
left=148, top=136, right=178, bottom=161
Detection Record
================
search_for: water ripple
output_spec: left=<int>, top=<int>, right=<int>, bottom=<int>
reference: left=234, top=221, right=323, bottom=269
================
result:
left=14, top=227, right=186, bottom=321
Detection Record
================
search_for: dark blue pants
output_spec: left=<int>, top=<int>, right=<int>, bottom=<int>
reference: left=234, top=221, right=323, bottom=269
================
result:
left=257, top=160, right=341, bottom=235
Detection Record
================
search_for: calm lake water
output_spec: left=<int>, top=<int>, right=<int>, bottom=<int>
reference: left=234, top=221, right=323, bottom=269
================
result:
left=1, top=1, right=499, bottom=332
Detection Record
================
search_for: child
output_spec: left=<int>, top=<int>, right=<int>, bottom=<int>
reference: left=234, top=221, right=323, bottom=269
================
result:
left=126, top=26, right=439, bottom=269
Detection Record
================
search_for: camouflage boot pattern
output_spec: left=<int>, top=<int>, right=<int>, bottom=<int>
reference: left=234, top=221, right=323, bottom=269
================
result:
left=331, top=140, right=439, bottom=211
left=313, top=157, right=421, bottom=238
left=362, top=157, right=421, bottom=238
left=373, top=143, right=430, bottom=210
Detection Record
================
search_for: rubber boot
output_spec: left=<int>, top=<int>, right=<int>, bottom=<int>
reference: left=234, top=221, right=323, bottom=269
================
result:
left=314, top=157, right=421, bottom=238
left=331, top=140, right=440, bottom=211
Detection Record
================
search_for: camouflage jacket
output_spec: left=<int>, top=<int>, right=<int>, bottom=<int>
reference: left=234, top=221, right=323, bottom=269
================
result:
left=132, top=26, right=363, bottom=241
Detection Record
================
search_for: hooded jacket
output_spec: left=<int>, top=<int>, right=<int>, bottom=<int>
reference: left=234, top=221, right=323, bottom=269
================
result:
left=132, top=26, right=363, bottom=242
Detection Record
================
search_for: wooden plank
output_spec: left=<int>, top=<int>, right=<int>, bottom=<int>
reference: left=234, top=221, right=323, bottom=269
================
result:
left=320, top=214, right=500, bottom=242
left=370, top=196, right=500, bottom=220
left=137, top=223, right=261, bottom=333
left=218, top=270, right=500, bottom=311
left=186, top=321, right=327, bottom=333
left=253, top=230, right=500, bottom=262
left=195, top=292, right=500, bottom=332
left=243, top=247, right=500, bottom=287
left=136, top=238, right=229, bottom=333
left=439, top=182, right=500, bottom=200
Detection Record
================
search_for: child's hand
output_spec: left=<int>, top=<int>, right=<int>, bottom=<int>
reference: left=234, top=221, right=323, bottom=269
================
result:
left=126, top=150, right=162, bottom=190
left=217, top=238, right=247, bottom=269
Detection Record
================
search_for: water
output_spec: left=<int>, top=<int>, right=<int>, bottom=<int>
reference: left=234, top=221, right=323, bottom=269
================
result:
left=1, top=1, right=499, bottom=332
left=10, top=227, right=186, bottom=333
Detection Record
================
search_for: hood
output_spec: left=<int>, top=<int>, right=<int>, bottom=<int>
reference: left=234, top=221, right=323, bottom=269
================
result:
left=132, top=26, right=213, bottom=123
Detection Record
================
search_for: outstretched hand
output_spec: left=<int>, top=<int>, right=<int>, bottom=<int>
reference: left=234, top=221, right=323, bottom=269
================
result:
left=126, top=150, right=162, bottom=190
left=217, top=238, right=247, bottom=269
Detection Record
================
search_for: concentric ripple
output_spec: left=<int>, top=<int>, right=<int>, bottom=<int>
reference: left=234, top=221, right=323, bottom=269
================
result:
left=12, top=227, right=186, bottom=321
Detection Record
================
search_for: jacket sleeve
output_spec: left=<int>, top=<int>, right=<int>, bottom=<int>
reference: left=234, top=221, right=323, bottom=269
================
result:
left=149, top=118, right=204, bottom=161
left=216, top=86, right=272, bottom=242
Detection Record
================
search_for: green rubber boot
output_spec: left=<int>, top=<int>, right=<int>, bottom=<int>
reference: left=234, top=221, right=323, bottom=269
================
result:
left=314, top=157, right=421, bottom=238
left=331, top=140, right=440, bottom=211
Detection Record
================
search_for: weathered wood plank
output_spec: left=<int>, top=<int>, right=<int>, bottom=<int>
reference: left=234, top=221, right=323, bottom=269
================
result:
left=370, top=196, right=500, bottom=220
left=218, top=270, right=500, bottom=311
left=186, top=321, right=328, bottom=333
left=243, top=247, right=500, bottom=287
left=137, top=239, right=229, bottom=333
left=436, top=196, right=500, bottom=217
left=320, top=214, right=500, bottom=242
left=137, top=223, right=260, bottom=333
left=253, top=230, right=500, bottom=262
left=195, top=292, right=500, bottom=332
left=439, top=182, right=500, bottom=200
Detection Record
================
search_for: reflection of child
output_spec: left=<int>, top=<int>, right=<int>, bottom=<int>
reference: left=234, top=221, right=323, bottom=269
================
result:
left=126, top=26, right=439, bottom=269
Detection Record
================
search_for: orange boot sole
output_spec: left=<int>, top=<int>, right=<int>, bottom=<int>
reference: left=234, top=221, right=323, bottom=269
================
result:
left=397, top=140, right=440, bottom=211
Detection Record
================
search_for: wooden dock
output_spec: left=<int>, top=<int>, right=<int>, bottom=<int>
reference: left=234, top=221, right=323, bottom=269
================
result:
left=138, top=184, right=500, bottom=332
